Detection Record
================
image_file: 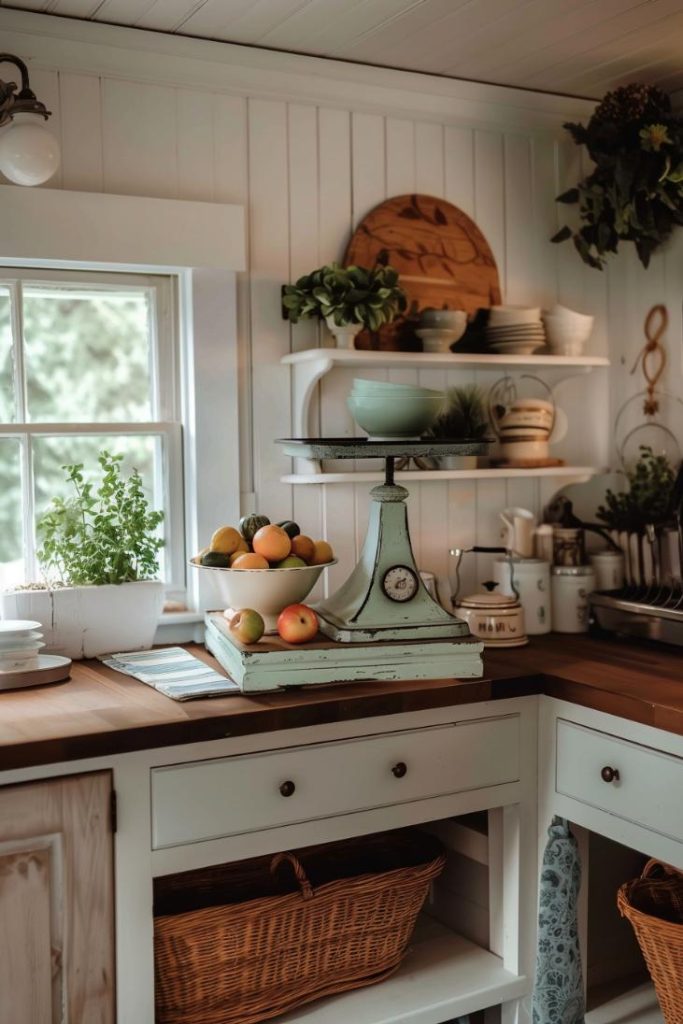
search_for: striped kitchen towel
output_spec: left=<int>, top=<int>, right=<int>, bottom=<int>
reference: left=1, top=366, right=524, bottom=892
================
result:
left=102, top=646, right=241, bottom=700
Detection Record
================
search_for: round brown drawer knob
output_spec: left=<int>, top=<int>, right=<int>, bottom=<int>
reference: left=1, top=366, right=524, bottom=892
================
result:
left=600, top=765, right=620, bottom=784
left=392, top=762, right=408, bottom=779
left=279, top=780, right=296, bottom=797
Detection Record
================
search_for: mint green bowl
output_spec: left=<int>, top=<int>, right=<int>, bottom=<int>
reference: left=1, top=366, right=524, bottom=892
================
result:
left=352, top=378, right=442, bottom=397
left=347, top=393, right=444, bottom=439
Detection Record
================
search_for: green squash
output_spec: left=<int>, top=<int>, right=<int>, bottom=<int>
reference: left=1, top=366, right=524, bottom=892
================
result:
left=277, top=520, right=301, bottom=539
left=201, top=550, right=230, bottom=568
left=239, top=513, right=270, bottom=542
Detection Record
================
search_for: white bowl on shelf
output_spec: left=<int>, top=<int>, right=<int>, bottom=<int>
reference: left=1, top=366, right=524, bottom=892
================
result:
left=547, top=304, right=594, bottom=328
left=542, top=310, right=593, bottom=356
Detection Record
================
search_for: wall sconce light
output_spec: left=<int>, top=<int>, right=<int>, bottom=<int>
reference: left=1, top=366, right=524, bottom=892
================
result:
left=0, top=53, right=60, bottom=186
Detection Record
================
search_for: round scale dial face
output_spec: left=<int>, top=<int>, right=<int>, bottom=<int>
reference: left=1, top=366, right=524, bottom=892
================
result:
left=382, top=565, right=419, bottom=603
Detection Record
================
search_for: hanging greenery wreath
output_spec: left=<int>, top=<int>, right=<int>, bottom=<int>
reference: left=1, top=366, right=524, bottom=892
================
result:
left=552, top=84, right=683, bottom=269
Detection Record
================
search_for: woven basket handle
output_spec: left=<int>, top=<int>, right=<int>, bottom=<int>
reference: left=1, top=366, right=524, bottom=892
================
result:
left=270, top=852, right=314, bottom=900
left=642, top=858, right=681, bottom=879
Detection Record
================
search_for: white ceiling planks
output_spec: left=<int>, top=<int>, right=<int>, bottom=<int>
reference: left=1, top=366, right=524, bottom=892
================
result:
left=2, top=0, right=683, bottom=98
left=468, top=0, right=677, bottom=88
left=442, top=0, right=652, bottom=81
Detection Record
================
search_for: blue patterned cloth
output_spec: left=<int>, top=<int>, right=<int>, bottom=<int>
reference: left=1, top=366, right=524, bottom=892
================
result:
left=532, top=817, right=585, bottom=1024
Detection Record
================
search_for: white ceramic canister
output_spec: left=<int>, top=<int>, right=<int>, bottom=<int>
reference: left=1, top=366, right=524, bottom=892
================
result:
left=551, top=565, right=596, bottom=633
left=589, top=550, right=625, bottom=591
left=493, top=557, right=551, bottom=635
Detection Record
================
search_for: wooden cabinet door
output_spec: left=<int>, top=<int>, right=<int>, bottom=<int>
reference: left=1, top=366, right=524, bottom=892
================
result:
left=0, top=771, right=115, bottom=1024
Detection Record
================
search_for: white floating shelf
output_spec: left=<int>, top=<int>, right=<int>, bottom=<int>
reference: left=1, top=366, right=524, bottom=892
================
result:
left=283, top=348, right=610, bottom=371
left=282, top=347, right=610, bottom=444
left=283, top=466, right=606, bottom=485
left=276, top=917, right=527, bottom=1024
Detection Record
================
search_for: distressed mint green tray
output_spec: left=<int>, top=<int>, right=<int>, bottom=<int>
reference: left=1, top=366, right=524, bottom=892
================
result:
left=205, top=613, right=483, bottom=693
left=276, top=437, right=490, bottom=460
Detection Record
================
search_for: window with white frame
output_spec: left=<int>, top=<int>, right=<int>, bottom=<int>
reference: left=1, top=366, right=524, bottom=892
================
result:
left=0, top=267, right=184, bottom=595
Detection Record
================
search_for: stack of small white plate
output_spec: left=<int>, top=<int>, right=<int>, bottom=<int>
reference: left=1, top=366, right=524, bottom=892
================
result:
left=0, top=620, right=71, bottom=690
left=485, top=306, right=546, bottom=355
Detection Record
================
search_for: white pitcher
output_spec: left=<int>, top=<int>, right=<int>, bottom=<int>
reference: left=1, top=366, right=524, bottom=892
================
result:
left=499, top=507, right=536, bottom=558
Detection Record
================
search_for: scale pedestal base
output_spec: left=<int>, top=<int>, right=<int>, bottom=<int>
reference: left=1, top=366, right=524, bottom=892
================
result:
left=315, top=479, right=471, bottom=643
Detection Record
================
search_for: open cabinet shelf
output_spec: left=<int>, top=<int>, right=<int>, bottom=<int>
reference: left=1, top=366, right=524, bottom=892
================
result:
left=275, top=916, right=526, bottom=1024
left=586, top=982, right=662, bottom=1023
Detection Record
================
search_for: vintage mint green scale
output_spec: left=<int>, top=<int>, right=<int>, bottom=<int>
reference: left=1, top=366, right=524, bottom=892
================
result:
left=206, top=437, right=488, bottom=692
left=278, top=439, right=484, bottom=643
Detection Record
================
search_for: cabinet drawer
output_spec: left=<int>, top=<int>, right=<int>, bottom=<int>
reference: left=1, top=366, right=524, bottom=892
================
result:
left=151, top=715, right=519, bottom=849
left=556, top=720, right=683, bottom=843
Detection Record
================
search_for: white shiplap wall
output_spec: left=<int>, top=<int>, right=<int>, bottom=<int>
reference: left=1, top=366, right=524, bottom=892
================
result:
left=2, top=11, right=679, bottom=603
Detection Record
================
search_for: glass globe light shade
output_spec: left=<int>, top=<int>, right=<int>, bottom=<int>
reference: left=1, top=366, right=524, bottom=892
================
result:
left=0, top=113, right=60, bottom=186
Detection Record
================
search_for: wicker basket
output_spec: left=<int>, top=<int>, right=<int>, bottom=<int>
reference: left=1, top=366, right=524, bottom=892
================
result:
left=617, top=859, right=683, bottom=1024
left=154, top=829, right=446, bottom=1024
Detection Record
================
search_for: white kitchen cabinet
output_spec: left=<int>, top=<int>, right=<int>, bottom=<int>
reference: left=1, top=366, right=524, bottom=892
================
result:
left=1, top=687, right=682, bottom=1024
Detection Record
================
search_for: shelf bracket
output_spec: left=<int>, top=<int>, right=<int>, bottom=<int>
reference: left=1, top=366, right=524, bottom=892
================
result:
left=290, top=353, right=334, bottom=475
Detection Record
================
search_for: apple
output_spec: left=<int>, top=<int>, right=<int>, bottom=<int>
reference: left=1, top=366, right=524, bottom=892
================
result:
left=272, top=555, right=307, bottom=568
left=228, top=608, right=265, bottom=645
left=277, top=603, right=319, bottom=644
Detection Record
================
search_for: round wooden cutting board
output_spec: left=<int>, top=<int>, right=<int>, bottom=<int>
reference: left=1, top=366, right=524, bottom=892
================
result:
left=344, top=193, right=501, bottom=350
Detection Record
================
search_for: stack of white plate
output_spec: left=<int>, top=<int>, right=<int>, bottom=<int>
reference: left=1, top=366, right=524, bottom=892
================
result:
left=0, top=619, right=71, bottom=690
left=485, top=306, right=546, bottom=355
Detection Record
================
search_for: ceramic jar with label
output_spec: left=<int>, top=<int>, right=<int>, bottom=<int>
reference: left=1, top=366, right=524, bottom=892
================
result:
left=552, top=527, right=586, bottom=567
left=493, top=557, right=551, bottom=635
left=589, top=550, right=625, bottom=591
left=551, top=565, right=596, bottom=633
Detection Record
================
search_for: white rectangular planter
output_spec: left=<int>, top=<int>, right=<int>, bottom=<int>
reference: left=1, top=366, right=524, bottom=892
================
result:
left=0, top=581, right=165, bottom=660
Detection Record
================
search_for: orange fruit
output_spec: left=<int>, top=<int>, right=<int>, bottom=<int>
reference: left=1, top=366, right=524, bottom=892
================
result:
left=228, top=542, right=250, bottom=566
left=210, top=525, right=243, bottom=555
left=231, top=552, right=269, bottom=570
left=291, top=534, right=315, bottom=564
left=311, top=540, right=334, bottom=565
left=252, top=524, right=291, bottom=563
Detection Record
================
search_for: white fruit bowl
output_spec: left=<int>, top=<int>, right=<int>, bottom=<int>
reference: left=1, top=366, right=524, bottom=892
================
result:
left=190, top=558, right=337, bottom=633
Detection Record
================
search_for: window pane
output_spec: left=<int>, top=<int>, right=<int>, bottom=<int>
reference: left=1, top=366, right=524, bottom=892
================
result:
left=33, top=434, right=167, bottom=580
left=23, top=284, right=155, bottom=422
left=0, top=287, right=15, bottom=423
left=0, top=439, right=25, bottom=588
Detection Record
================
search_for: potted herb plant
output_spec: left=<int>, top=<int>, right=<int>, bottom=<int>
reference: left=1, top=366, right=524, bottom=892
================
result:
left=1, top=451, right=165, bottom=659
left=596, top=446, right=676, bottom=584
left=425, top=385, right=490, bottom=468
left=282, top=262, right=407, bottom=348
left=552, top=83, right=683, bottom=269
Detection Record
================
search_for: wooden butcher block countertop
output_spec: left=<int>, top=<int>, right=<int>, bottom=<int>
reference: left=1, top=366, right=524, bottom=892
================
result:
left=0, top=634, right=681, bottom=771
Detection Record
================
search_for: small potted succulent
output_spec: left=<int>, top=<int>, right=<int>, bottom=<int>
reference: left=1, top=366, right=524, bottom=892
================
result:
left=552, top=83, right=683, bottom=269
left=426, top=385, right=490, bottom=468
left=282, top=262, right=407, bottom=348
left=1, top=451, right=165, bottom=659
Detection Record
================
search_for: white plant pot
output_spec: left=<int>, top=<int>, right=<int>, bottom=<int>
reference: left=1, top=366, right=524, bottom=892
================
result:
left=325, top=315, right=363, bottom=350
left=0, top=580, right=164, bottom=659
